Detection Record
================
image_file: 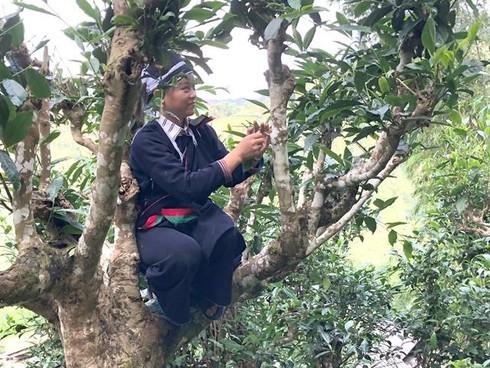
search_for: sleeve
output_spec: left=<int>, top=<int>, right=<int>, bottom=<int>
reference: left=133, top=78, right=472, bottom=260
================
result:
left=130, top=127, right=230, bottom=203
left=202, top=125, right=262, bottom=187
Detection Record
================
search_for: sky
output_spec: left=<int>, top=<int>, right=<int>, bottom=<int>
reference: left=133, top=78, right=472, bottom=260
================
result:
left=1, top=1, right=344, bottom=101
left=0, top=1, right=277, bottom=100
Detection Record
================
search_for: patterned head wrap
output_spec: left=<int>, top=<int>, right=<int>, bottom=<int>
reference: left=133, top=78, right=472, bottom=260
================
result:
left=141, top=53, right=193, bottom=102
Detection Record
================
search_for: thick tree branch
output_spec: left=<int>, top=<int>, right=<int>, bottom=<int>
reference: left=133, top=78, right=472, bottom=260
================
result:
left=7, top=45, right=44, bottom=251
left=325, top=84, right=435, bottom=191
left=308, top=152, right=409, bottom=255
left=265, top=22, right=296, bottom=221
left=13, top=103, right=42, bottom=251
left=61, top=104, right=98, bottom=155
left=457, top=201, right=490, bottom=237
left=73, top=21, right=144, bottom=283
left=0, top=246, right=67, bottom=307
left=223, top=176, right=255, bottom=223
left=244, top=165, right=273, bottom=238
left=232, top=237, right=302, bottom=301
left=324, top=130, right=403, bottom=190
left=306, top=129, right=334, bottom=237
left=32, top=191, right=80, bottom=246
left=317, top=186, right=358, bottom=231
left=39, top=47, right=51, bottom=190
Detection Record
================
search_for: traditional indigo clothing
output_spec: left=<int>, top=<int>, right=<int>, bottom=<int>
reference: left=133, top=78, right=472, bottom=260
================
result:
left=130, top=115, right=259, bottom=324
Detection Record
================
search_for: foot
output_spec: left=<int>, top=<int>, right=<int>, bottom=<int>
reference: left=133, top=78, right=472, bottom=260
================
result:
left=203, top=304, right=225, bottom=321
left=145, top=297, right=189, bottom=325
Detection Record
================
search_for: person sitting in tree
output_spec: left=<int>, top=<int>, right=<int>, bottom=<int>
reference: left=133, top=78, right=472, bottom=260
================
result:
left=129, top=53, right=270, bottom=325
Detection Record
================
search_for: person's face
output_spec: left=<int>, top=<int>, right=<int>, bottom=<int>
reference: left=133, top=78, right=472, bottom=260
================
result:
left=162, top=76, right=196, bottom=120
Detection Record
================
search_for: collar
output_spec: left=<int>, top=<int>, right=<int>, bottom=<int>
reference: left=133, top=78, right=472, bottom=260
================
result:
left=157, top=114, right=197, bottom=145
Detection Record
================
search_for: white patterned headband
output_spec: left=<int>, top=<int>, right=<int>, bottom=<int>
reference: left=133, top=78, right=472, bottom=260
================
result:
left=141, top=55, right=193, bottom=101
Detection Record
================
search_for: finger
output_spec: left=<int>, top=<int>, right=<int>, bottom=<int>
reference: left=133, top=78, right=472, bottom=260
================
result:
left=259, top=123, right=267, bottom=135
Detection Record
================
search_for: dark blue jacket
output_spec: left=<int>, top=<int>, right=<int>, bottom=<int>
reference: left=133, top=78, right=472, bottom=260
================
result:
left=129, top=119, right=257, bottom=259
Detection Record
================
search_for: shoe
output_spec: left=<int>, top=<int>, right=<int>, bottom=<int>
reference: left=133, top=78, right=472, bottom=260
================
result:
left=145, top=298, right=164, bottom=315
left=203, top=304, right=225, bottom=321
left=145, top=297, right=190, bottom=326
left=140, top=288, right=151, bottom=302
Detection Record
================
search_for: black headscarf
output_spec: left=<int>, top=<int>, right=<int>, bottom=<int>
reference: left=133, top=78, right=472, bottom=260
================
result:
left=141, top=53, right=193, bottom=103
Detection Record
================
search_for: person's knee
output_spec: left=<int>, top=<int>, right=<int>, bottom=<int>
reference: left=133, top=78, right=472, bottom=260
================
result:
left=172, top=240, right=202, bottom=270
left=146, top=240, right=202, bottom=287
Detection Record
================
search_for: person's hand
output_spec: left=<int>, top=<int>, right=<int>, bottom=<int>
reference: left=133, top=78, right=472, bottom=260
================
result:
left=246, top=122, right=270, bottom=160
left=221, top=124, right=270, bottom=173
left=233, top=131, right=267, bottom=161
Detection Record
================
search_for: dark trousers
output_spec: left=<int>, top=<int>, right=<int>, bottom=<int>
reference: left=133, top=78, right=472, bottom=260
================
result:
left=136, top=226, right=242, bottom=325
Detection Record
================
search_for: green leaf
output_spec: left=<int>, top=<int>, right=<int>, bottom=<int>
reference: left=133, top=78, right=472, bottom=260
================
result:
left=46, top=177, right=65, bottom=202
left=455, top=197, right=468, bottom=214
left=421, top=16, right=436, bottom=55
left=388, top=230, right=398, bottom=246
left=466, top=21, right=482, bottom=46
left=183, top=8, right=215, bottom=21
left=264, top=18, right=283, bottom=41
left=75, top=0, right=101, bottom=22
left=373, top=197, right=398, bottom=210
left=336, top=12, right=349, bottom=25
left=354, top=1, right=372, bottom=17
left=354, top=71, right=367, bottom=93
left=32, top=39, right=50, bottom=54
left=322, top=147, right=343, bottom=165
left=434, top=48, right=454, bottom=68
left=0, top=96, right=11, bottom=129
left=361, top=5, right=392, bottom=27
left=352, top=125, right=378, bottom=142
left=245, top=99, right=269, bottom=112
left=288, top=0, right=301, bottom=10
left=54, top=209, right=84, bottom=233
left=403, top=240, right=413, bottom=260
left=448, top=110, right=462, bottom=125
left=429, top=331, right=438, bottom=348
left=2, top=79, right=27, bottom=106
left=112, top=15, right=139, bottom=27
left=40, top=130, right=61, bottom=145
left=344, top=320, right=355, bottom=332
left=0, top=34, right=13, bottom=57
left=322, top=100, right=362, bottom=118
left=303, top=26, right=316, bottom=49
left=24, top=69, right=51, bottom=99
left=392, top=8, right=405, bottom=31
left=4, top=13, right=24, bottom=47
left=3, top=110, right=34, bottom=147
left=292, top=27, right=303, bottom=50
left=12, top=2, right=55, bottom=16
left=386, top=221, right=407, bottom=228
left=0, top=150, right=21, bottom=191
left=198, top=1, right=226, bottom=11
left=304, top=134, right=319, bottom=152
left=378, top=76, right=390, bottom=93
left=364, top=217, right=377, bottom=233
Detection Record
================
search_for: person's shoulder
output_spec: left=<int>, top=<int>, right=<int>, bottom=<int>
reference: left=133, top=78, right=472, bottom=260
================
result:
left=140, top=120, right=160, bottom=132
left=195, top=122, right=218, bottom=137
left=133, top=120, right=161, bottom=140
left=132, top=120, right=171, bottom=152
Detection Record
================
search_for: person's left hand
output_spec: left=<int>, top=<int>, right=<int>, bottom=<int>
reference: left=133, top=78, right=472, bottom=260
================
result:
left=247, top=122, right=270, bottom=160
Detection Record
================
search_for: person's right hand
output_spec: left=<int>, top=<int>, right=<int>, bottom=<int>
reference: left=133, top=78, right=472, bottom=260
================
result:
left=233, top=131, right=266, bottom=161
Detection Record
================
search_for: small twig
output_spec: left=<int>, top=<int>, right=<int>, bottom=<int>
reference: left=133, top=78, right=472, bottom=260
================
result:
left=0, top=173, right=13, bottom=204
left=396, top=78, right=418, bottom=96
left=0, top=199, right=12, bottom=213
